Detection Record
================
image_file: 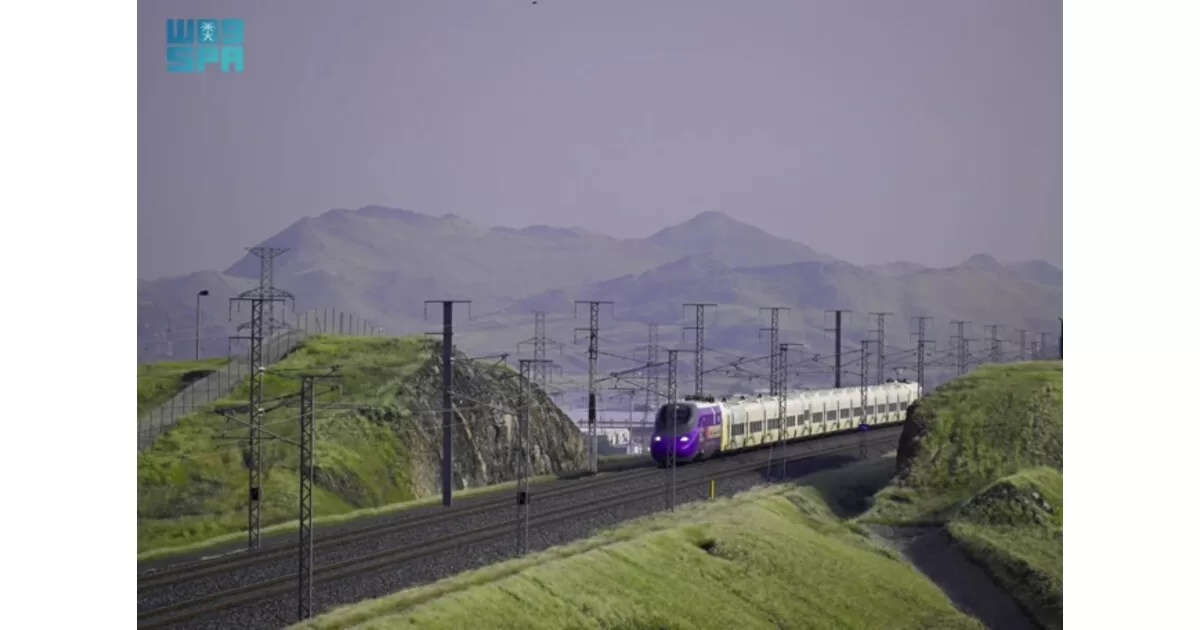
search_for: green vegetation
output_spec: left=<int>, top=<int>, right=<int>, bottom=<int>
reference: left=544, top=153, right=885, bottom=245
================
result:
left=949, top=467, right=1063, bottom=630
left=863, top=361, right=1063, bottom=629
left=138, top=336, right=434, bottom=554
left=293, top=465, right=984, bottom=630
left=137, top=357, right=232, bottom=416
left=867, top=361, right=1062, bottom=524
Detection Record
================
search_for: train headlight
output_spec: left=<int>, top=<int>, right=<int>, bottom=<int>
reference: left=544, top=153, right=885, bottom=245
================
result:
left=654, top=435, right=661, bottom=442
left=680, top=436, right=689, bottom=442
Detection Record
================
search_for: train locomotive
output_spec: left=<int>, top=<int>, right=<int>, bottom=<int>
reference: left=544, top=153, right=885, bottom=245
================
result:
left=650, top=381, right=921, bottom=466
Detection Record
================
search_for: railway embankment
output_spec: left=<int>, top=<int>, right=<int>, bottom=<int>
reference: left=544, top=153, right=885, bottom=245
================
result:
left=863, top=360, right=1064, bottom=630
left=287, top=458, right=985, bottom=630
left=137, top=335, right=586, bottom=557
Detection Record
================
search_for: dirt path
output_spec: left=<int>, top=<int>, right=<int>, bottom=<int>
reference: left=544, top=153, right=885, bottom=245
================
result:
left=868, top=524, right=1039, bottom=630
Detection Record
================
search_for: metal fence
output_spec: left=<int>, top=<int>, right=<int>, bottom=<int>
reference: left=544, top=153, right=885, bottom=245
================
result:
left=137, top=308, right=383, bottom=451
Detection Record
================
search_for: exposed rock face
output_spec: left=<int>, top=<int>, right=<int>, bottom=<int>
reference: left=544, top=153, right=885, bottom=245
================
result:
left=370, top=343, right=587, bottom=496
left=894, top=399, right=931, bottom=484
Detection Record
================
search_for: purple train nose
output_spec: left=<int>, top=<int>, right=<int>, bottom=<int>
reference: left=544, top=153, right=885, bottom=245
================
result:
left=650, top=430, right=700, bottom=462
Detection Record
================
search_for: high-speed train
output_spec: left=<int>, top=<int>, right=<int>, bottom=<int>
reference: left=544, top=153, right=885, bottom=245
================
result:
left=649, top=381, right=921, bottom=466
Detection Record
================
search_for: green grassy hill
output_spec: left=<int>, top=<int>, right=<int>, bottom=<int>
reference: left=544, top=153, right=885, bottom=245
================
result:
left=864, top=361, right=1063, bottom=629
left=292, top=472, right=984, bottom=630
left=137, top=357, right=232, bottom=416
left=137, top=335, right=585, bottom=556
left=949, top=467, right=1063, bottom=630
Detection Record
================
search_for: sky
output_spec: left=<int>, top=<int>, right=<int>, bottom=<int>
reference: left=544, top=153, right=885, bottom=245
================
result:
left=138, top=0, right=1062, bottom=279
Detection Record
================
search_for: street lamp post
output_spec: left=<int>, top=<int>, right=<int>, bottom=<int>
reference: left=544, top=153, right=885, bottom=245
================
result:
left=196, top=289, right=210, bottom=359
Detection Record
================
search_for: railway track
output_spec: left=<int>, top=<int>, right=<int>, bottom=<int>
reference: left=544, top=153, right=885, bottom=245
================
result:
left=137, top=428, right=900, bottom=629
left=138, top=465, right=663, bottom=591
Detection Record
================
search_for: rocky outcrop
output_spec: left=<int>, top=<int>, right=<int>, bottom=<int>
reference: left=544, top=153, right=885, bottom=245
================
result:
left=894, top=398, right=932, bottom=484
left=367, top=343, right=586, bottom=496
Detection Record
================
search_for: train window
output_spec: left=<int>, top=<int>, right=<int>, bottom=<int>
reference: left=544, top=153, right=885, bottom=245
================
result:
left=732, top=424, right=746, bottom=437
left=654, top=404, right=692, bottom=430
left=839, top=408, right=850, bottom=419
left=750, top=420, right=764, bottom=433
left=787, top=414, right=797, bottom=427
left=889, top=402, right=899, bottom=412
left=852, top=407, right=862, bottom=417
left=767, top=417, right=780, bottom=430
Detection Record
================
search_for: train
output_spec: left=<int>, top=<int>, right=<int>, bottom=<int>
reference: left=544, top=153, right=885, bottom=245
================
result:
left=649, top=380, right=922, bottom=466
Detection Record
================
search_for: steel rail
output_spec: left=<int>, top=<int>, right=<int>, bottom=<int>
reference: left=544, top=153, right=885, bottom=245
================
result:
left=137, top=430, right=899, bottom=629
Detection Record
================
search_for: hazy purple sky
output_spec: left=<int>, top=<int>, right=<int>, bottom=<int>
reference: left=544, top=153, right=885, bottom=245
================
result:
left=138, top=0, right=1061, bottom=279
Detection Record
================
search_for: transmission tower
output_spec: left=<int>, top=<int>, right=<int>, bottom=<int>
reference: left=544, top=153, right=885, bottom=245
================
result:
left=532, top=311, right=547, bottom=389
left=683, top=303, right=717, bottom=398
left=950, top=320, right=970, bottom=376
left=297, top=376, right=316, bottom=618
left=911, top=316, right=935, bottom=393
left=227, top=246, right=294, bottom=551
left=515, top=358, right=552, bottom=556
left=518, top=310, right=562, bottom=393
left=858, top=339, right=873, bottom=459
left=825, top=310, right=850, bottom=387
left=642, top=323, right=661, bottom=427
left=984, top=324, right=1003, bottom=363
left=295, top=371, right=340, bottom=621
left=665, top=349, right=680, bottom=511
left=869, top=312, right=892, bottom=384
left=424, top=299, right=472, bottom=507
left=1015, top=329, right=1030, bottom=361
left=574, top=300, right=614, bottom=474
left=759, top=307, right=790, bottom=395
left=769, top=342, right=803, bottom=480
left=1038, top=332, right=1053, bottom=360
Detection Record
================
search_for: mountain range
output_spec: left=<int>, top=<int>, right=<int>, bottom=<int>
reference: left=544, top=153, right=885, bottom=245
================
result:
left=138, top=206, right=1062, bottom=390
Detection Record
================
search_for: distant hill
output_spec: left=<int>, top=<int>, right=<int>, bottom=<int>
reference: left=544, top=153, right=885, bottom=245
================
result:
left=503, top=254, right=1061, bottom=359
left=645, top=211, right=832, bottom=268
left=137, top=206, right=1062, bottom=376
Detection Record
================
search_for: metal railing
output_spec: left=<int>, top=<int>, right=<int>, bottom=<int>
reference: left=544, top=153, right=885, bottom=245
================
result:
left=137, top=308, right=383, bottom=451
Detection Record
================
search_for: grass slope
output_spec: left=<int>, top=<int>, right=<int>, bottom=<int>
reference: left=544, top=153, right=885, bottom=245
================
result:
left=863, top=361, right=1063, bottom=629
left=137, top=357, right=232, bottom=416
left=869, top=361, right=1063, bottom=523
left=949, top=467, right=1063, bottom=630
left=292, top=472, right=984, bottom=630
left=138, top=336, right=428, bottom=553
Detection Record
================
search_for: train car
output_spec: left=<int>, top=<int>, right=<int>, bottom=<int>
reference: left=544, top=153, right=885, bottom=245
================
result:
left=650, top=381, right=921, bottom=466
left=648, top=399, right=724, bottom=465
